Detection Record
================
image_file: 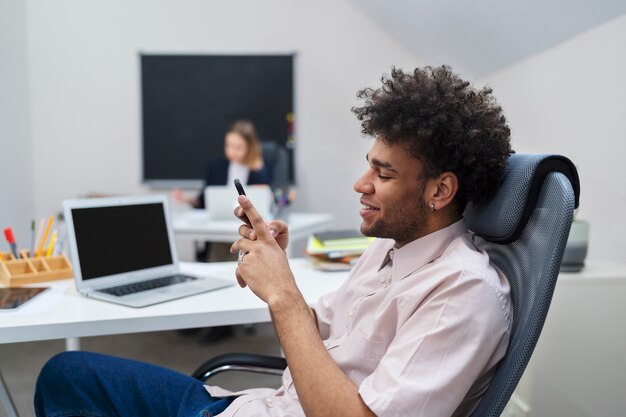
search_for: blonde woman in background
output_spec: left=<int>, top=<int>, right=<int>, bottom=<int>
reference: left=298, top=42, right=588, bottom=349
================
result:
left=173, top=119, right=271, bottom=209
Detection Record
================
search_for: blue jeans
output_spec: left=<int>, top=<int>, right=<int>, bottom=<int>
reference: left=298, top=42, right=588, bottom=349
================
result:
left=34, top=351, right=235, bottom=417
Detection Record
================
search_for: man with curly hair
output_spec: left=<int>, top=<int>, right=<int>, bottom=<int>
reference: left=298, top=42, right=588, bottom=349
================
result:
left=35, top=66, right=513, bottom=417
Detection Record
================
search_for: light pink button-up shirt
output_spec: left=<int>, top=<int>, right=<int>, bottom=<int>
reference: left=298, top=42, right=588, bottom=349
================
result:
left=207, top=220, right=512, bottom=417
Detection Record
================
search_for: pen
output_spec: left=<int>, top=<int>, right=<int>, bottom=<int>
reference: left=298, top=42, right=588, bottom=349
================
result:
left=36, top=215, right=54, bottom=257
left=46, top=231, right=57, bottom=257
left=4, top=228, right=19, bottom=259
left=30, top=220, right=36, bottom=257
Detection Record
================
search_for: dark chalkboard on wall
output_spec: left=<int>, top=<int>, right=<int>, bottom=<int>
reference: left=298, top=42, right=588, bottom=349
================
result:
left=140, top=54, right=294, bottom=186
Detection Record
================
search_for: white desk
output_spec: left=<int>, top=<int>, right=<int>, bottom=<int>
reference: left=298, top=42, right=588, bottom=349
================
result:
left=172, top=209, right=335, bottom=242
left=505, top=261, right=626, bottom=417
left=0, top=259, right=347, bottom=344
left=0, top=259, right=349, bottom=416
left=172, top=210, right=335, bottom=258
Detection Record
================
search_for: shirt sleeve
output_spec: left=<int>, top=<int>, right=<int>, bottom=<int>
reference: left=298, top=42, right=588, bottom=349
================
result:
left=358, top=272, right=510, bottom=417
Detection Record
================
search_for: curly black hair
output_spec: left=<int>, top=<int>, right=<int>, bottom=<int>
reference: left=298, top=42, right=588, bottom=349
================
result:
left=352, top=65, right=513, bottom=211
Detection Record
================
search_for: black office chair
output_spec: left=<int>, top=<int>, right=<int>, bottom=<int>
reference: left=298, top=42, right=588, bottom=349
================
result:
left=262, top=141, right=290, bottom=191
left=192, top=154, right=580, bottom=417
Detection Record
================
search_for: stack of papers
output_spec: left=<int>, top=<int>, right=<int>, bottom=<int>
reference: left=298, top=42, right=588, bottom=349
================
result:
left=306, top=230, right=375, bottom=271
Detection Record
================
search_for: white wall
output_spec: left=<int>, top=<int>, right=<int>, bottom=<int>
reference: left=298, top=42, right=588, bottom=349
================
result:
left=478, top=14, right=626, bottom=263
left=0, top=0, right=34, bottom=246
left=23, top=0, right=419, bottom=232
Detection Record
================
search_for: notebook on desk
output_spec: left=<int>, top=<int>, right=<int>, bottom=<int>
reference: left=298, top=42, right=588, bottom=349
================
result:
left=63, top=194, right=232, bottom=308
left=204, top=185, right=273, bottom=220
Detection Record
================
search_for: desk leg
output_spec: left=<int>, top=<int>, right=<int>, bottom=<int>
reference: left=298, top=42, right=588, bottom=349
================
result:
left=0, top=370, right=19, bottom=417
left=65, top=337, right=81, bottom=351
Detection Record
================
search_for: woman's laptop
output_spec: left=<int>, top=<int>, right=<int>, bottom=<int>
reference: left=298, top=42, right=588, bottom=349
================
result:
left=204, top=185, right=273, bottom=220
left=63, top=194, right=232, bottom=308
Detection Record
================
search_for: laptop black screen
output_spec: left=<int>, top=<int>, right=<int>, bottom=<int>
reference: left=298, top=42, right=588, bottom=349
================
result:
left=71, top=203, right=173, bottom=280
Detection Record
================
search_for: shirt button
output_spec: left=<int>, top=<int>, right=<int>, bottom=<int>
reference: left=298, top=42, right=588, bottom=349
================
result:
left=266, top=397, right=273, bottom=406
left=348, top=310, right=354, bottom=318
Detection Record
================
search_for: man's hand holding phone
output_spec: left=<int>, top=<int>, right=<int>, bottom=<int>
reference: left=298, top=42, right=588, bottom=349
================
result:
left=231, top=193, right=298, bottom=304
left=232, top=179, right=289, bottom=251
left=231, top=179, right=296, bottom=305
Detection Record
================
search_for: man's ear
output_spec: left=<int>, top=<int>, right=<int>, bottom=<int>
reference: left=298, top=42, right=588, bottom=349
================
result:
left=425, top=171, right=459, bottom=212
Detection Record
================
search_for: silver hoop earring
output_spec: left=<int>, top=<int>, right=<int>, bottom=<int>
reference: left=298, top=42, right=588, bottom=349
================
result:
left=430, top=203, right=436, bottom=212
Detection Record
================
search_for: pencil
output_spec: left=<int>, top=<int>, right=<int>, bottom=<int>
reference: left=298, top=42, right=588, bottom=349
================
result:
left=46, top=231, right=57, bottom=257
left=36, top=215, right=54, bottom=257
left=0, top=251, right=5, bottom=262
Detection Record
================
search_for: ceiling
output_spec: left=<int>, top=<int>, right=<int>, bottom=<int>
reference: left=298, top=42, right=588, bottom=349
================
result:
left=352, top=0, right=626, bottom=77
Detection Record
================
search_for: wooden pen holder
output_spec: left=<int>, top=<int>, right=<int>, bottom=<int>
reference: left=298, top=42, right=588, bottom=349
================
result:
left=0, top=249, right=73, bottom=287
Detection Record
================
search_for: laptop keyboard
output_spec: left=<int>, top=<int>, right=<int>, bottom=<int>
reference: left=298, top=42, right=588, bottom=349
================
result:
left=98, top=274, right=198, bottom=297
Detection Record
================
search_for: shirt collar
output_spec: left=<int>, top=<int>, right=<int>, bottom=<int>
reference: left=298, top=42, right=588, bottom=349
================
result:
left=383, top=219, right=468, bottom=280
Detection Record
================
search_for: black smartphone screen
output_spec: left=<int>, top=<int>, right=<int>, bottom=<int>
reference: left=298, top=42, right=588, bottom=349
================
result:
left=234, top=178, right=247, bottom=196
left=234, top=179, right=251, bottom=225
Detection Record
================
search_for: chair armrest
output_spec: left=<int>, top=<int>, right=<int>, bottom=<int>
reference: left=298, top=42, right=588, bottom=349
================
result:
left=192, top=353, right=287, bottom=382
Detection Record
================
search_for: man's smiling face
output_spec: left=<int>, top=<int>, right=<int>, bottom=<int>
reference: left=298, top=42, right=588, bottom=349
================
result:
left=354, top=138, right=431, bottom=247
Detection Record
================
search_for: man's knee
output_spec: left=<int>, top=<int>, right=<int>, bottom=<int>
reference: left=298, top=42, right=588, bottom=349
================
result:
left=35, top=351, right=114, bottom=417
left=38, top=351, right=96, bottom=386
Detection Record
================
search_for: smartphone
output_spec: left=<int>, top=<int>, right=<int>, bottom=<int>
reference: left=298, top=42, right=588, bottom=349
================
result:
left=234, top=178, right=246, bottom=196
left=233, top=178, right=251, bottom=225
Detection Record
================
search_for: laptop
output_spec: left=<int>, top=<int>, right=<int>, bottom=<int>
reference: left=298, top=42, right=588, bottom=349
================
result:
left=63, top=194, right=233, bottom=308
left=204, top=185, right=273, bottom=220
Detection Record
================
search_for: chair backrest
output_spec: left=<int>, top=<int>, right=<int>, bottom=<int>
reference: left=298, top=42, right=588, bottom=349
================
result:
left=262, top=141, right=290, bottom=191
left=463, top=154, right=580, bottom=417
